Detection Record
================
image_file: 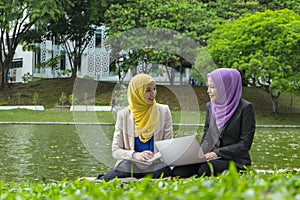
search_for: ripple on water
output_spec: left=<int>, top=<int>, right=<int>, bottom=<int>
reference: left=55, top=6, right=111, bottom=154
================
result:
left=0, top=125, right=299, bottom=180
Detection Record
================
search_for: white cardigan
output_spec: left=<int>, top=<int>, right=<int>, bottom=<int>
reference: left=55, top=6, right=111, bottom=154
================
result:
left=111, top=103, right=173, bottom=166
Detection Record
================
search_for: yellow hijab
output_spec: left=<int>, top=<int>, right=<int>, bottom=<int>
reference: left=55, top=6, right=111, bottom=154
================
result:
left=128, top=74, right=159, bottom=143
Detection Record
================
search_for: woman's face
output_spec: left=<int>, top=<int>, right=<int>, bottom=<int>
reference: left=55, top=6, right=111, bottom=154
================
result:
left=144, top=82, right=157, bottom=104
left=207, top=78, right=218, bottom=102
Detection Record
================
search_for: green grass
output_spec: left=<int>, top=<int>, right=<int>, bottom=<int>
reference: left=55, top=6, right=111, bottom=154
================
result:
left=0, top=109, right=114, bottom=123
left=0, top=166, right=299, bottom=200
left=0, top=109, right=299, bottom=126
left=0, top=79, right=299, bottom=199
left=0, top=78, right=299, bottom=125
left=1, top=77, right=300, bottom=113
left=0, top=78, right=115, bottom=109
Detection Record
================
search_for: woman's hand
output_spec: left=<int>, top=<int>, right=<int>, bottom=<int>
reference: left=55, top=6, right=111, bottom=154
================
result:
left=132, top=150, right=154, bottom=169
left=133, top=150, right=154, bottom=160
left=205, top=152, right=218, bottom=160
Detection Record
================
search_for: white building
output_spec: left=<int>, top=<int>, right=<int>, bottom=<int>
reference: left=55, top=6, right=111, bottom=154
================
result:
left=9, top=26, right=191, bottom=85
left=9, top=26, right=112, bottom=83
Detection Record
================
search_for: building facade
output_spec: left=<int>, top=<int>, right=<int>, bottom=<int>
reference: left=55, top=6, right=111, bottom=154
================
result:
left=9, top=26, right=112, bottom=83
left=9, top=26, right=191, bottom=85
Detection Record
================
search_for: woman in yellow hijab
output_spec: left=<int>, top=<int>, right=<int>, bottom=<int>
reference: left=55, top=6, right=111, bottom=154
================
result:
left=96, top=73, right=173, bottom=181
left=128, top=73, right=159, bottom=143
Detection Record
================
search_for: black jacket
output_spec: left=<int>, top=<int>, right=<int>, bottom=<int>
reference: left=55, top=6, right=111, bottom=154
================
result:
left=201, top=99, right=256, bottom=169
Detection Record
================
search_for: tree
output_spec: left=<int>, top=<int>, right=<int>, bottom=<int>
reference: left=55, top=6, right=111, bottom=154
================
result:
left=104, top=0, right=219, bottom=84
left=259, top=0, right=300, bottom=14
left=0, top=0, right=71, bottom=90
left=45, top=0, right=108, bottom=78
left=203, top=9, right=300, bottom=114
left=206, top=0, right=263, bottom=21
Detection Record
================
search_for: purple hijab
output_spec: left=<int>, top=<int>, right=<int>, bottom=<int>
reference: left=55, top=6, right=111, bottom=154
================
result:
left=207, top=68, right=242, bottom=129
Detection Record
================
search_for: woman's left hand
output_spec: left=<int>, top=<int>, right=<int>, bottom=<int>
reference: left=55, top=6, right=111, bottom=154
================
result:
left=205, top=152, right=218, bottom=160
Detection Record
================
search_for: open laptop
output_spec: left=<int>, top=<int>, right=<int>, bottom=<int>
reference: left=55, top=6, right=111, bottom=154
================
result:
left=155, top=135, right=208, bottom=166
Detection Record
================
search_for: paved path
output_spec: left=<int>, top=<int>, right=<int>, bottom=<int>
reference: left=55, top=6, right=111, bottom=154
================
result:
left=0, top=105, right=45, bottom=110
left=0, top=105, right=112, bottom=111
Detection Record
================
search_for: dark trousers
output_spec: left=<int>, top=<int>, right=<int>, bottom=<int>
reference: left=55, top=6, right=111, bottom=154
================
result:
left=98, top=160, right=171, bottom=181
left=171, top=159, right=239, bottom=178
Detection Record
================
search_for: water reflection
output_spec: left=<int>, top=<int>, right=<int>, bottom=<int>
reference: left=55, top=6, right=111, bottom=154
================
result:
left=0, top=125, right=299, bottom=181
left=0, top=125, right=108, bottom=181
left=0, top=125, right=35, bottom=179
left=250, top=129, right=300, bottom=169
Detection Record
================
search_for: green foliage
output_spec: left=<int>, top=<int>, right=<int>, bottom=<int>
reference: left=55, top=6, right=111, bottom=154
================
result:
left=0, top=102, right=8, bottom=106
left=261, top=0, right=300, bottom=14
left=204, top=9, right=300, bottom=113
left=35, top=56, right=62, bottom=70
left=68, top=94, right=76, bottom=105
left=46, top=0, right=109, bottom=77
left=94, top=100, right=110, bottom=106
left=206, top=0, right=263, bottom=21
left=104, top=0, right=220, bottom=83
left=0, top=0, right=72, bottom=88
left=32, top=92, right=39, bottom=105
left=17, top=92, right=22, bottom=105
left=0, top=169, right=299, bottom=199
left=59, top=92, right=67, bottom=108
left=207, top=9, right=300, bottom=89
left=21, top=73, right=33, bottom=83
left=105, top=0, right=218, bottom=42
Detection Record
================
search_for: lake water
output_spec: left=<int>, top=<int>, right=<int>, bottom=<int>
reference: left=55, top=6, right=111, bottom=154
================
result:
left=0, top=124, right=299, bottom=181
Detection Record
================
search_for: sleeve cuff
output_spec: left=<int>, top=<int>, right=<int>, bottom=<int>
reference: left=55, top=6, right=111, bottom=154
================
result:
left=131, top=151, right=136, bottom=158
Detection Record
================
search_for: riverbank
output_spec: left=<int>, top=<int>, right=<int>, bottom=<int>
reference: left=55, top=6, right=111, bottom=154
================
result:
left=0, top=121, right=299, bottom=128
left=1, top=78, right=300, bottom=114
left=0, top=109, right=299, bottom=126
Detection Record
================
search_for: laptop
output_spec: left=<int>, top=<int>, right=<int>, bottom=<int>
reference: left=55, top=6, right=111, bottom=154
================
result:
left=155, top=135, right=208, bottom=166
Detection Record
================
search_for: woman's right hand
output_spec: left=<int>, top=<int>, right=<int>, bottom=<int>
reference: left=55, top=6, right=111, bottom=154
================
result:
left=133, top=150, right=154, bottom=160
left=205, top=152, right=218, bottom=160
left=133, top=150, right=154, bottom=169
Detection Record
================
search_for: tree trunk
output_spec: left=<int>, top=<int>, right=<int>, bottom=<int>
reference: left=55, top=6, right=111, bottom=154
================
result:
left=270, top=92, right=279, bottom=115
left=165, top=65, right=176, bottom=85
left=0, top=66, right=12, bottom=97
left=290, top=93, right=294, bottom=108
left=171, top=69, right=175, bottom=85
left=71, top=57, right=79, bottom=78
left=71, top=67, right=77, bottom=78
left=0, top=67, right=3, bottom=89
left=3, top=68, right=8, bottom=86
left=179, top=65, right=183, bottom=85
left=1, top=62, right=11, bottom=90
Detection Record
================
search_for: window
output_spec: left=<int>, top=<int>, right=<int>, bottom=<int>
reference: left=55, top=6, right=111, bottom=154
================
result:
left=60, top=51, right=66, bottom=70
left=11, top=58, right=23, bottom=68
left=35, top=52, right=41, bottom=66
left=95, top=29, right=102, bottom=47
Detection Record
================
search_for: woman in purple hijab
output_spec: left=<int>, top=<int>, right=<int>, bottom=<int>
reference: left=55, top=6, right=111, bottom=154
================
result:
left=171, top=68, right=256, bottom=177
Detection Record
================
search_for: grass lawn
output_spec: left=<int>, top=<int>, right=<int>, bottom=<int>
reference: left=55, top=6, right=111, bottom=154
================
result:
left=0, top=79, right=299, bottom=199
left=0, top=166, right=299, bottom=199
left=0, top=77, right=299, bottom=114
left=0, top=109, right=300, bottom=126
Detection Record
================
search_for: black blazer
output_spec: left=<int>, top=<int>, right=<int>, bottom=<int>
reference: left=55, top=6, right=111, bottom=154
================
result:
left=201, top=99, right=256, bottom=169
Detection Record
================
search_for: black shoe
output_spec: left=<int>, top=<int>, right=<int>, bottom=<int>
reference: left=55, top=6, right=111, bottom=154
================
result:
left=94, top=174, right=105, bottom=182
